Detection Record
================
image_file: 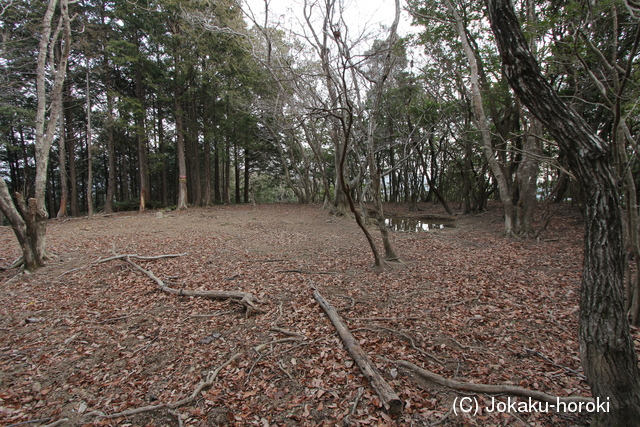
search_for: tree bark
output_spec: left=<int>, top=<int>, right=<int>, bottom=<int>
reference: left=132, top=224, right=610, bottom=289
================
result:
left=56, top=112, right=68, bottom=218
left=447, top=0, right=514, bottom=234
left=487, top=0, right=640, bottom=424
left=313, top=289, right=403, bottom=414
left=85, top=60, right=94, bottom=219
left=175, top=98, right=188, bottom=209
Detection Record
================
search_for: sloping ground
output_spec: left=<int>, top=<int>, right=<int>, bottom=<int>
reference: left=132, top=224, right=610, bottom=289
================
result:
left=0, top=202, right=614, bottom=426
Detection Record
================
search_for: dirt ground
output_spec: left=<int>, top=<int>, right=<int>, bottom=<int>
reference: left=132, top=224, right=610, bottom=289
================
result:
left=0, top=202, right=609, bottom=426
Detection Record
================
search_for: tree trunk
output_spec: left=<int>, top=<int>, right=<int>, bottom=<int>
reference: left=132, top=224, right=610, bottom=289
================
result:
left=487, top=1, right=640, bottom=423
left=56, top=112, right=68, bottom=218
left=175, top=98, right=188, bottom=209
left=0, top=0, right=71, bottom=270
left=135, top=36, right=149, bottom=212
left=447, top=0, right=514, bottom=234
left=86, top=60, right=94, bottom=219
left=244, top=150, right=250, bottom=203
left=104, top=60, right=116, bottom=214
left=515, top=116, right=541, bottom=236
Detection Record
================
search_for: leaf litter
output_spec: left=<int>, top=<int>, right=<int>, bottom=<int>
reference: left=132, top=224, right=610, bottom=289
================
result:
left=0, top=202, right=624, bottom=426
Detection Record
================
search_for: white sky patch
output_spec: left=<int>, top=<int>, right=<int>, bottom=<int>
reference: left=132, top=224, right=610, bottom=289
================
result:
left=241, top=0, right=417, bottom=38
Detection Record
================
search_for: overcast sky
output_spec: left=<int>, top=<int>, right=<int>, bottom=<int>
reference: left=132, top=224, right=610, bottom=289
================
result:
left=241, top=0, right=417, bottom=38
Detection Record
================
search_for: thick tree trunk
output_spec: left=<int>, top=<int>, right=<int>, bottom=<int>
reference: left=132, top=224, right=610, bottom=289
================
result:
left=487, top=0, right=640, bottom=424
left=1, top=0, right=70, bottom=270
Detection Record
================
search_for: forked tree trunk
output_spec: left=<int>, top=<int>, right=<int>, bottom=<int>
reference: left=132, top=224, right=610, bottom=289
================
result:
left=487, top=0, right=640, bottom=423
left=0, top=0, right=71, bottom=271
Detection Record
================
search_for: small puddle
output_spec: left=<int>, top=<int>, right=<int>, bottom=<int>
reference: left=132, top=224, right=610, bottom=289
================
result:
left=385, top=217, right=456, bottom=232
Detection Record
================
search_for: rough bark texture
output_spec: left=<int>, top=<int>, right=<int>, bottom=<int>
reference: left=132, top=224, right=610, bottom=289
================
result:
left=487, top=0, right=640, bottom=424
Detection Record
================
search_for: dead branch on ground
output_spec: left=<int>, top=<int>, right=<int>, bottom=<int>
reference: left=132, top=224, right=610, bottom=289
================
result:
left=313, top=288, right=403, bottom=415
left=395, top=359, right=593, bottom=404
left=95, top=253, right=187, bottom=264
left=277, top=269, right=337, bottom=275
left=119, top=255, right=265, bottom=315
left=86, top=351, right=243, bottom=420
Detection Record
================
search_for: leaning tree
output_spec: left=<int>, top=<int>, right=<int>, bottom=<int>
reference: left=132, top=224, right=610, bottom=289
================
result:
left=486, top=0, right=640, bottom=424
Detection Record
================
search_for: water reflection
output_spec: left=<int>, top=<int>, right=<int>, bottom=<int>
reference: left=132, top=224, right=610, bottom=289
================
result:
left=384, top=217, right=455, bottom=232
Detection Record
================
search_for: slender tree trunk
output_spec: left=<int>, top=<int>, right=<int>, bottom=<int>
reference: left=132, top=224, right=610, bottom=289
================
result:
left=234, top=143, right=240, bottom=203
left=214, top=139, right=220, bottom=203
left=175, top=98, right=188, bottom=209
left=57, top=113, right=68, bottom=218
left=487, top=1, right=640, bottom=423
left=447, top=0, right=514, bottom=234
left=86, top=60, right=93, bottom=218
left=104, top=64, right=116, bottom=214
left=244, top=150, right=250, bottom=203
left=135, top=36, right=149, bottom=212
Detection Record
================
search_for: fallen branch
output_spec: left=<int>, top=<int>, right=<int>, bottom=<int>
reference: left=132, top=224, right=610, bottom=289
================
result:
left=270, top=326, right=307, bottom=339
left=123, top=256, right=265, bottom=315
left=95, top=253, right=187, bottom=264
left=395, top=359, right=593, bottom=404
left=277, top=269, right=336, bottom=275
left=313, top=288, right=403, bottom=415
left=88, top=351, right=243, bottom=420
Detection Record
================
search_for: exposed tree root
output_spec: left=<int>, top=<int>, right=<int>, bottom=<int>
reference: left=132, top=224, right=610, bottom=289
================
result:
left=120, top=255, right=265, bottom=315
left=95, top=253, right=188, bottom=264
left=86, top=338, right=301, bottom=421
left=313, top=287, right=403, bottom=415
left=394, top=359, right=593, bottom=404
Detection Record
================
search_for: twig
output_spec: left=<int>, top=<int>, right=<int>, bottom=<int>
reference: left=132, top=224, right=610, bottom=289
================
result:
left=446, top=293, right=482, bottom=310
left=277, top=269, right=336, bottom=275
left=58, top=266, right=85, bottom=277
left=89, top=351, right=243, bottom=420
left=335, top=294, right=355, bottom=312
left=167, top=409, right=183, bottom=427
left=42, top=419, right=69, bottom=427
left=97, top=315, right=132, bottom=324
left=356, top=326, right=445, bottom=366
left=270, top=326, right=307, bottom=339
left=345, top=316, right=421, bottom=321
left=351, top=387, right=364, bottom=416
left=6, top=418, right=53, bottom=427
left=395, top=359, right=593, bottom=404
left=524, top=348, right=587, bottom=380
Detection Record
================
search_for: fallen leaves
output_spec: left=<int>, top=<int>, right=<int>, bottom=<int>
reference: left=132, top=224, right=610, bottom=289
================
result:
left=0, top=202, right=595, bottom=426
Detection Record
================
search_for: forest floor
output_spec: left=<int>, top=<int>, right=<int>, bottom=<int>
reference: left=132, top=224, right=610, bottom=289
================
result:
left=0, top=201, right=626, bottom=426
